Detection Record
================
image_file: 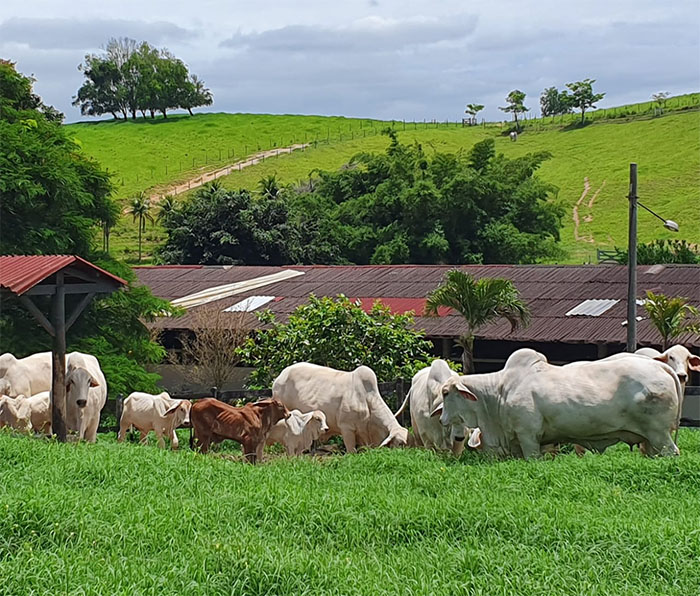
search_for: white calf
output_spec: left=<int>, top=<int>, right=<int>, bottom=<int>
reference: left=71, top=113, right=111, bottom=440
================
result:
left=266, top=409, right=329, bottom=455
left=119, top=391, right=191, bottom=449
left=0, top=392, right=51, bottom=434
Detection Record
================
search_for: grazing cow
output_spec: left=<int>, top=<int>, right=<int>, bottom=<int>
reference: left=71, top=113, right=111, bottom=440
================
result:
left=266, top=409, right=329, bottom=455
left=0, top=392, right=51, bottom=434
left=509, top=131, right=518, bottom=141
left=395, top=359, right=476, bottom=455
left=65, top=353, right=107, bottom=443
left=431, top=348, right=680, bottom=459
left=0, top=352, right=52, bottom=397
left=118, top=391, right=191, bottom=449
left=272, top=363, right=409, bottom=453
left=191, top=398, right=290, bottom=463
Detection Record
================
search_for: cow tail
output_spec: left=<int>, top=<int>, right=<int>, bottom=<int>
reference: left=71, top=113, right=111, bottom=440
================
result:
left=394, top=387, right=411, bottom=418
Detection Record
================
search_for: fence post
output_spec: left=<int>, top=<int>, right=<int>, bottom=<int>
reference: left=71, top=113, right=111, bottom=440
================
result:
left=396, top=378, right=406, bottom=426
left=211, top=386, right=218, bottom=399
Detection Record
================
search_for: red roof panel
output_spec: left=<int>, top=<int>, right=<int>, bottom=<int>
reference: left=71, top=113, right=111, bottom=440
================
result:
left=0, top=255, right=127, bottom=296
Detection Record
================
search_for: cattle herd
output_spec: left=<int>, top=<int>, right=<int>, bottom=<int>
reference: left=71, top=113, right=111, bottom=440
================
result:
left=0, top=345, right=698, bottom=463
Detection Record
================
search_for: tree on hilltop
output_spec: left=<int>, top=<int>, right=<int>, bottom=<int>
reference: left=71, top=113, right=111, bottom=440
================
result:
left=499, top=90, right=528, bottom=131
left=563, top=78, right=605, bottom=125
left=540, top=86, right=572, bottom=117
left=464, top=103, right=484, bottom=125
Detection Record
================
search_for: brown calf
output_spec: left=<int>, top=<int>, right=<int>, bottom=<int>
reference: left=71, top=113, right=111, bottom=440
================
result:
left=190, top=398, right=290, bottom=463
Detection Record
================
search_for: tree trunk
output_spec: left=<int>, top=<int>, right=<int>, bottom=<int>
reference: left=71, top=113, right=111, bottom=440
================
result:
left=161, top=109, right=167, bottom=119
left=459, top=335, right=475, bottom=374
left=150, top=109, right=155, bottom=119
left=111, top=112, right=118, bottom=120
left=138, top=217, right=142, bottom=262
left=131, top=110, right=137, bottom=120
left=188, top=107, right=194, bottom=116
left=581, top=109, right=585, bottom=125
left=514, top=113, right=519, bottom=132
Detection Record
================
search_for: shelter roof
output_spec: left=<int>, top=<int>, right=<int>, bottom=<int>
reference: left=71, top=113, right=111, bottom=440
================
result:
left=134, top=264, right=700, bottom=347
left=0, top=255, right=127, bottom=296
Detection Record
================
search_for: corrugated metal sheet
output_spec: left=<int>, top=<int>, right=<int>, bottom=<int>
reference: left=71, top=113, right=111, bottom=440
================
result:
left=0, top=255, right=126, bottom=295
left=135, top=264, right=700, bottom=346
left=565, top=299, right=620, bottom=317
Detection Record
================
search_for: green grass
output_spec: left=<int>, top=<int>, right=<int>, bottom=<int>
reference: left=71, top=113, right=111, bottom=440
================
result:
left=2, top=429, right=700, bottom=594
left=67, top=95, right=700, bottom=264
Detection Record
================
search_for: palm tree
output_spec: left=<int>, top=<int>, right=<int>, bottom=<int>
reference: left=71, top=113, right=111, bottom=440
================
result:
left=156, top=195, right=179, bottom=224
left=125, top=193, right=154, bottom=262
left=258, top=174, right=282, bottom=200
left=644, top=291, right=700, bottom=350
left=425, top=270, right=530, bottom=372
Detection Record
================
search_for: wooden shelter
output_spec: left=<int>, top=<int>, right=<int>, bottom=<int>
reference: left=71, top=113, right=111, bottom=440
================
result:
left=0, top=256, right=126, bottom=441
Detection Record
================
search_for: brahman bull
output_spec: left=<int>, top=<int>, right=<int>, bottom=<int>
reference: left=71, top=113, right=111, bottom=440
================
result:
left=432, top=348, right=680, bottom=459
left=272, top=363, right=409, bottom=453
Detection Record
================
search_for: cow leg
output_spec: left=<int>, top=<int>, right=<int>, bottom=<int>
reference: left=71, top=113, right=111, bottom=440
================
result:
left=197, top=433, right=211, bottom=454
left=139, top=429, right=150, bottom=445
left=83, top=415, right=99, bottom=443
left=170, top=429, right=179, bottom=450
left=118, top=419, right=130, bottom=443
left=242, top=440, right=257, bottom=463
left=255, top=442, right=264, bottom=463
left=516, top=432, right=541, bottom=460
left=340, top=426, right=357, bottom=453
left=451, top=438, right=466, bottom=457
left=155, top=429, right=166, bottom=449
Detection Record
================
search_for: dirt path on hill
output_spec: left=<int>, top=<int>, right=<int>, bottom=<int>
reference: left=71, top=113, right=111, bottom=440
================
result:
left=573, top=176, right=606, bottom=243
left=149, top=143, right=309, bottom=201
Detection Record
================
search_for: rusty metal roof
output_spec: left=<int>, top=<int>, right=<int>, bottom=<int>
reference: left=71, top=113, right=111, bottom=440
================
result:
left=0, top=255, right=127, bottom=296
left=135, top=264, right=700, bottom=347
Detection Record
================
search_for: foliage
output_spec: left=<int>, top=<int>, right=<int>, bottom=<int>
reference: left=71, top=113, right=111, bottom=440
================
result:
left=425, top=270, right=530, bottom=372
left=615, top=239, right=700, bottom=265
left=125, top=193, right=154, bottom=262
left=652, top=91, right=670, bottom=112
left=0, top=61, right=116, bottom=256
left=464, top=103, right=484, bottom=123
left=563, top=78, right=605, bottom=125
left=237, top=295, right=433, bottom=388
left=295, top=132, right=564, bottom=265
left=158, top=181, right=303, bottom=265
left=643, top=291, right=700, bottom=350
left=73, top=37, right=212, bottom=120
left=540, top=86, right=572, bottom=117
left=172, top=304, right=251, bottom=389
left=499, top=89, right=528, bottom=131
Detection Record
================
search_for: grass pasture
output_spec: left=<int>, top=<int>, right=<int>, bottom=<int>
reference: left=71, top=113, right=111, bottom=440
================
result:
left=2, top=429, right=700, bottom=595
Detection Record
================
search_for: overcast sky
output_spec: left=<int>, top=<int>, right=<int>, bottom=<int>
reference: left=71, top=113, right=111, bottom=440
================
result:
left=2, top=0, right=698, bottom=123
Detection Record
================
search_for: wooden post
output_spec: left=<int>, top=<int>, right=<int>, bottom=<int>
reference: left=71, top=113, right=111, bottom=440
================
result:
left=51, top=271, right=67, bottom=442
left=115, top=393, right=124, bottom=432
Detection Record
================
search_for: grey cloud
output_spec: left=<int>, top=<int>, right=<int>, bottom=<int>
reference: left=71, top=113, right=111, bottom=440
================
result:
left=0, top=17, right=197, bottom=50
left=220, top=14, right=477, bottom=53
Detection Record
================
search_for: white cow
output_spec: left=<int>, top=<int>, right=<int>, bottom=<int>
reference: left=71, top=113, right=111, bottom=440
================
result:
left=0, top=352, right=52, bottom=397
left=0, top=392, right=51, bottom=434
left=272, top=363, right=409, bottom=452
left=65, top=353, right=107, bottom=443
left=395, top=359, right=477, bottom=455
left=266, top=409, right=329, bottom=455
left=118, top=391, right=191, bottom=449
left=432, top=348, right=680, bottom=459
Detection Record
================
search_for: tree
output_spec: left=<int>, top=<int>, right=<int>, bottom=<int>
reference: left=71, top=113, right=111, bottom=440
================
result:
left=125, top=193, right=154, bottom=262
left=563, top=78, right=605, bottom=125
left=614, top=239, right=700, bottom=265
left=237, top=295, right=433, bottom=388
left=643, top=291, right=700, bottom=350
left=156, top=195, right=179, bottom=225
left=464, top=103, right=484, bottom=124
left=499, top=90, right=528, bottom=131
left=173, top=304, right=251, bottom=389
left=73, top=38, right=213, bottom=120
left=540, top=86, right=572, bottom=117
left=1, top=61, right=114, bottom=256
left=652, top=91, right=670, bottom=115
left=425, top=270, right=530, bottom=372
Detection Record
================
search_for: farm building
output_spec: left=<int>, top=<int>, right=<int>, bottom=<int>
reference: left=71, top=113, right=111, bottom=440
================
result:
left=135, top=263, right=700, bottom=389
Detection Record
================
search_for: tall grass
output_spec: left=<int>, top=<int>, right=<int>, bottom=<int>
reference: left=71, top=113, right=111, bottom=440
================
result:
left=2, top=429, right=700, bottom=594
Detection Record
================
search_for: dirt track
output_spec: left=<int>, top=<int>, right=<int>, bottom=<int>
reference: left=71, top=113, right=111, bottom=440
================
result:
left=149, top=143, right=309, bottom=201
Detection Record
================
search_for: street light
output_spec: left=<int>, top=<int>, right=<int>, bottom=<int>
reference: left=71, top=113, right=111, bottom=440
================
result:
left=626, top=162, right=679, bottom=352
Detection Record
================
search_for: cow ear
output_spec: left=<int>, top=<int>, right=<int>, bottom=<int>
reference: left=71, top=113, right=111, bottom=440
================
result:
left=89, top=376, right=100, bottom=388
left=653, top=354, right=670, bottom=364
left=164, top=404, right=180, bottom=417
left=467, top=428, right=482, bottom=449
left=688, top=355, right=700, bottom=371
left=455, top=381, right=477, bottom=401
left=430, top=404, right=443, bottom=418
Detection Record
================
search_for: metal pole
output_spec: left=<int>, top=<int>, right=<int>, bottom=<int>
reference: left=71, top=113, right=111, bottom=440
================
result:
left=626, top=163, right=638, bottom=352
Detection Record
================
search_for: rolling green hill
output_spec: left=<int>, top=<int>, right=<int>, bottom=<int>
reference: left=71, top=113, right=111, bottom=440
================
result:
left=66, top=96, right=700, bottom=264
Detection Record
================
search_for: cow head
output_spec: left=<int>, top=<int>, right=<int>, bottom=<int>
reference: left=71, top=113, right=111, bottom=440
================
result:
left=309, top=411, right=329, bottom=439
left=0, top=394, right=31, bottom=431
left=652, top=345, right=700, bottom=385
left=66, top=367, right=99, bottom=409
left=430, top=376, right=479, bottom=448
left=0, top=378, right=13, bottom=397
left=164, top=400, right=192, bottom=428
left=255, top=399, right=291, bottom=425
left=379, top=426, right=409, bottom=448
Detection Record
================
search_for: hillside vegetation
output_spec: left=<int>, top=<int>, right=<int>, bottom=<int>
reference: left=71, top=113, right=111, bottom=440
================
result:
left=2, top=430, right=700, bottom=594
left=66, top=96, right=700, bottom=264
